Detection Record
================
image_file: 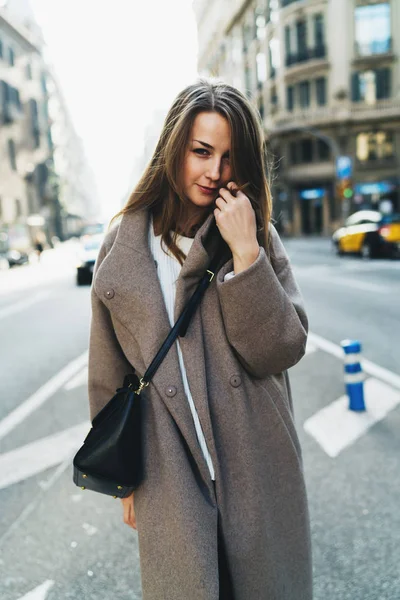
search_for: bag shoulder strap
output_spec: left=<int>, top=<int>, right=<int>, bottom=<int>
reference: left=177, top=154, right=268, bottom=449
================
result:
left=140, top=244, right=224, bottom=387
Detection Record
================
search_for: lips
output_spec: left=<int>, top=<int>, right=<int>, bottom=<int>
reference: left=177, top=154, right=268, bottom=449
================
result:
left=197, top=184, right=218, bottom=193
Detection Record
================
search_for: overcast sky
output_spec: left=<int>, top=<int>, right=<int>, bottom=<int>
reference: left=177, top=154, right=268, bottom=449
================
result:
left=30, top=0, right=199, bottom=220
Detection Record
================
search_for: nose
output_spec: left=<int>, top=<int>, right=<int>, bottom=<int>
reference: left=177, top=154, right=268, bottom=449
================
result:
left=205, top=157, right=222, bottom=182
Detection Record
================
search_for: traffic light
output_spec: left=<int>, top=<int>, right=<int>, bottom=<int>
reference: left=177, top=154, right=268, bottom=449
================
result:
left=337, top=178, right=354, bottom=200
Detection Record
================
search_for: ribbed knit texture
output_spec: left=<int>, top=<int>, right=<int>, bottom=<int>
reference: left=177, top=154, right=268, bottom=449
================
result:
left=148, top=217, right=215, bottom=480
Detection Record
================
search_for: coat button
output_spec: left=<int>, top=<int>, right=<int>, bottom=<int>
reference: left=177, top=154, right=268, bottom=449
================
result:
left=229, top=375, right=242, bottom=388
left=165, top=385, right=177, bottom=397
left=104, top=289, right=115, bottom=299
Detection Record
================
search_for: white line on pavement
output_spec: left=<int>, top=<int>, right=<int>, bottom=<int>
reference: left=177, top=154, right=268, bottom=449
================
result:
left=293, top=266, right=391, bottom=293
left=304, top=378, right=400, bottom=457
left=0, top=351, right=88, bottom=442
left=0, top=291, right=52, bottom=321
left=0, top=421, right=90, bottom=490
left=64, top=366, right=88, bottom=391
left=16, top=580, right=55, bottom=600
left=308, top=332, right=400, bottom=390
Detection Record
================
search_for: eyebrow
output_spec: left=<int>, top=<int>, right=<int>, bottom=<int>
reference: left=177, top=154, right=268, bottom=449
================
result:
left=192, top=139, right=230, bottom=155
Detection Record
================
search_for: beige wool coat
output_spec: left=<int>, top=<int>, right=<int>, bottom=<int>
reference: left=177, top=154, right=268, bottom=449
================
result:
left=88, top=208, right=312, bottom=600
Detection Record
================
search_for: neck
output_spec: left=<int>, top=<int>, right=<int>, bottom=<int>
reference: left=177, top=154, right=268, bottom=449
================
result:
left=152, top=204, right=213, bottom=238
left=175, top=204, right=212, bottom=238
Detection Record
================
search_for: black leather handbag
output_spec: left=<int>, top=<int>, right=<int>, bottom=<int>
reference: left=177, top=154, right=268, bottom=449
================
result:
left=73, top=245, right=223, bottom=499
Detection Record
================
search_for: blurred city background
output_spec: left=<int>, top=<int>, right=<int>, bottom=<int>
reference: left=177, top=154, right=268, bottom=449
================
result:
left=0, top=1, right=399, bottom=599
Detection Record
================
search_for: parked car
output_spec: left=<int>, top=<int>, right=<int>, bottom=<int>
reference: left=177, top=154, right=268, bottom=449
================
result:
left=76, top=234, right=103, bottom=285
left=332, top=211, right=400, bottom=259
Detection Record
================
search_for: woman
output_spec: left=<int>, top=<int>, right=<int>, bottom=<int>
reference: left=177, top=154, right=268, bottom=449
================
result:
left=88, top=79, right=312, bottom=600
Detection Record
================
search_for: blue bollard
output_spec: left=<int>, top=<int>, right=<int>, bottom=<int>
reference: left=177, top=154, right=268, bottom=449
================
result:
left=340, top=340, right=366, bottom=411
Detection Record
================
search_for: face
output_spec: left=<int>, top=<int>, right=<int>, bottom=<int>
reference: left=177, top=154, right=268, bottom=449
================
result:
left=182, top=111, right=232, bottom=208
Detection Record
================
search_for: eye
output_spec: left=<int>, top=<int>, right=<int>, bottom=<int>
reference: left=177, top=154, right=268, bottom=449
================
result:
left=194, top=148, right=209, bottom=156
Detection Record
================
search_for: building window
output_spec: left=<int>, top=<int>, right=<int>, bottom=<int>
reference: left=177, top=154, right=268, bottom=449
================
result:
left=255, top=4, right=266, bottom=41
left=296, top=20, right=308, bottom=61
left=282, top=0, right=301, bottom=6
left=256, top=53, right=267, bottom=89
left=317, top=139, right=330, bottom=161
left=0, top=38, right=3, bottom=59
left=287, top=86, right=294, bottom=111
left=8, top=139, right=17, bottom=170
left=352, top=68, right=391, bottom=103
left=314, top=14, right=325, bottom=57
left=355, top=3, right=391, bottom=56
left=8, top=47, right=15, bottom=67
left=356, top=131, right=394, bottom=161
left=30, top=99, right=40, bottom=148
left=299, top=139, right=313, bottom=163
left=26, top=63, right=33, bottom=80
left=269, top=37, right=280, bottom=77
left=316, top=77, right=326, bottom=105
left=299, top=81, right=310, bottom=108
left=285, top=25, right=291, bottom=57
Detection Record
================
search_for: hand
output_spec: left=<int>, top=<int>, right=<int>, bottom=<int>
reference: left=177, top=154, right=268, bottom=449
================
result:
left=214, top=182, right=259, bottom=272
left=121, top=492, right=137, bottom=530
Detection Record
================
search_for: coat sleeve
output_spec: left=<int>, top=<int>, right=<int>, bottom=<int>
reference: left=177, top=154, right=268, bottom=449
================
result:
left=215, top=224, right=308, bottom=378
left=87, top=233, right=135, bottom=421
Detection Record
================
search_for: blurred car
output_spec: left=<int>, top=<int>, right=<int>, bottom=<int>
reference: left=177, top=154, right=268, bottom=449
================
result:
left=80, top=222, right=106, bottom=239
left=0, top=249, right=30, bottom=267
left=332, top=211, right=400, bottom=259
left=76, top=234, right=103, bottom=285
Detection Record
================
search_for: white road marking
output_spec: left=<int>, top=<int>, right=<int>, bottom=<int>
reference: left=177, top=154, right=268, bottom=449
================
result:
left=0, top=421, right=90, bottom=490
left=0, top=291, right=52, bottom=321
left=64, top=366, right=88, bottom=391
left=16, top=580, right=54, bottom=600
left=308, top=332, right=400, bottom=391
left=304, top=378, right=400, bottom=457
left=0, top=352, right=88, bottom=441
left=305, top=341, right=317, bottom=355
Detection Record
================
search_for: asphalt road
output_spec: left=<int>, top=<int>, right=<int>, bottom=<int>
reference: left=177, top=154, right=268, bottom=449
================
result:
left=0, top=239, right=399, bottom=600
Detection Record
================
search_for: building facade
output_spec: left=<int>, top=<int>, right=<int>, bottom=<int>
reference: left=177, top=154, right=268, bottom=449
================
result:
left=0, top=1, right=100, bottom=257
left=194, top=0, right=400, bottom=235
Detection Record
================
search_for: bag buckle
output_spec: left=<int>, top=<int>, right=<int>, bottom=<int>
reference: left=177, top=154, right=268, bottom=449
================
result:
left=133, top=377, right=149, bottom=395
left=206, top=269, right=215, bottom=282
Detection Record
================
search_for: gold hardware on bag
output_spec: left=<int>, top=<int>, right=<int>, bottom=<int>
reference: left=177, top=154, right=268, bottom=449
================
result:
left=113, top=496, right=117, bottom=499
left=82, top=474, right=88, bottom=479
left=207, top=269, right=215, bottom=282
left=117, top=485, right=123, bottom=490
left=135, top=377, right=149, bottom=395
left=81, top=486, right=86, bottom=490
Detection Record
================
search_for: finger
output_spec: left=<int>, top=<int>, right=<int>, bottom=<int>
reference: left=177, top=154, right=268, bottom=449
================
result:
left=218, top=188, right=234, bottom=202
left=227, top=181, right=238, bottom=193
left=215, top=196, right=227, bottom=210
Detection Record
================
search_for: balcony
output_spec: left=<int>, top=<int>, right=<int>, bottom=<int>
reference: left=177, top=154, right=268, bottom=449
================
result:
left=267, top=99, right=400, bottom=133
left=286, top=45, right=326, bottom=67
left=353, top=37, right=394, bottom=66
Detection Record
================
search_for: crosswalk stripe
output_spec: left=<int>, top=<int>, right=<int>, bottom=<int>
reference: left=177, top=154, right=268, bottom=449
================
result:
left=304, top=378, right=400, bottom=457
left=0, top=421, right=90, bottom=490
left=0, top=352, right=88, bottom=441
left=16, top=580, right=55, bottom=600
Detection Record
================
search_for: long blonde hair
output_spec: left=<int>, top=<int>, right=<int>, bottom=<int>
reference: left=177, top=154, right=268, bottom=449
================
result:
left=110, top=78, right=273, bottom=265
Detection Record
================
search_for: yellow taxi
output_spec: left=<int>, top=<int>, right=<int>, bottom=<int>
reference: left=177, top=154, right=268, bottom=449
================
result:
left=332, top=210, right=400, bottom=259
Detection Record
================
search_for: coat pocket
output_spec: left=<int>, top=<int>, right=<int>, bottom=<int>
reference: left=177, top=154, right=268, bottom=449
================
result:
left=256, top=379, right=303, bottom=464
